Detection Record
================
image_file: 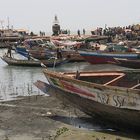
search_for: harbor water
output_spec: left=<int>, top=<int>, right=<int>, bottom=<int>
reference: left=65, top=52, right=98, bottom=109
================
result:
left=0, top=48, right=129, bottom=101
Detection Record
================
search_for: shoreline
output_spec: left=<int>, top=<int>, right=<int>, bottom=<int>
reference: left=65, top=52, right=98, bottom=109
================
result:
left=0, top=95, right=139, bottom=140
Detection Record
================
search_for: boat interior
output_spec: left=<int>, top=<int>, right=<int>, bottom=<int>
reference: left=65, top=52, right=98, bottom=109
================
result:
left=63, top=71, right=140, bottom=90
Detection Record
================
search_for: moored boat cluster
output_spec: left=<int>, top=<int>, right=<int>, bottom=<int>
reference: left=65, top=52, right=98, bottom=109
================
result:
left=1, top=21, right=140, bottom=132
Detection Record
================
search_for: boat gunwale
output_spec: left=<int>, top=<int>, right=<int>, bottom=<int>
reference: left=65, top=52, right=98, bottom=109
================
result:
left=79, top=50, right=140, bottom=55
left=1, top=56, right=40, bottom=64
left=43, top=69, right=140, bottom=96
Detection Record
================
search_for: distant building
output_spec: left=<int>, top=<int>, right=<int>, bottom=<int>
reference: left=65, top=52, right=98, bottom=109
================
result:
left=16, top=29, right=29, bottom=37
left=52, top=15, right=61, bottom=36
left=0, top=29, right=18, bottom=37
left=0, top=29, right=29, bottom=37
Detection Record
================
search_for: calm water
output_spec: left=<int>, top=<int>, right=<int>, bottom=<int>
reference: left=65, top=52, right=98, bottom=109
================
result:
left=0, top=49, right=129, bottom=101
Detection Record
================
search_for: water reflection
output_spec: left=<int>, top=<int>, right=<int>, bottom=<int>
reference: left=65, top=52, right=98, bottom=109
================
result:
left=0, top=49, right=46, bottom=101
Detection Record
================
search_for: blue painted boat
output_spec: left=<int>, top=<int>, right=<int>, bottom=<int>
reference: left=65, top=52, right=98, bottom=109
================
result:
left=15, top=46, right=55, bottom=60
left=15, top=46, right=29, bottom=58
left=79, top=51, right=140, bottom=64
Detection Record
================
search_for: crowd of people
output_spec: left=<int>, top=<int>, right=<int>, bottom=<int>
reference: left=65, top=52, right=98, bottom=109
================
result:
left=91, top=24, right=140, bottom=41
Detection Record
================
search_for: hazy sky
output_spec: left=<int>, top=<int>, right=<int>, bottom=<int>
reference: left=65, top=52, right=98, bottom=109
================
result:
left=0, top=0, right=140, bottom=34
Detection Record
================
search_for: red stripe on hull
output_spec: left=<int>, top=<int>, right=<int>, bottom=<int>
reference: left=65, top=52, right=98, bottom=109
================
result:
left=61, top=80, right=95, bottom=98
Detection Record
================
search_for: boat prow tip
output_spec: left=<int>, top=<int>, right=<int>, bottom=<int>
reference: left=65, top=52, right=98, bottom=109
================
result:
left=34, top=80, right=51, bottom=94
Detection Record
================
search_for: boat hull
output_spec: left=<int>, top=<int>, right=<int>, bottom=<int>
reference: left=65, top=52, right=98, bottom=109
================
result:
left=1, top=56, right=41, bottom=67
left=114, top=58, right=140, bottom=69
left=28, top=49, right=54, bottom=60
left=79, top=51, right=139, bottom=64
left=35, top=69, right=140, bottom=131
left=35, top=80, right=140, bottom=132
left=41, top=58, right=69, bottom=67
left=62, top=51, right=85, bottom=62
left=15, top=47, right=29, bottom=58
left=1, top=56, right=68, bottom=67
left=16, top=46, right=54, bottom=60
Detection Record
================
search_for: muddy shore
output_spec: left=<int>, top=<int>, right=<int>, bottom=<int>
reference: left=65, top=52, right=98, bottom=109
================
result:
left=0, top=95, right=139, bottom=140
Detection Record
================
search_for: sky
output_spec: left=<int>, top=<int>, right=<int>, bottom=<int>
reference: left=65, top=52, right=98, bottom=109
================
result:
left=0, top=0, right=140, bottom=34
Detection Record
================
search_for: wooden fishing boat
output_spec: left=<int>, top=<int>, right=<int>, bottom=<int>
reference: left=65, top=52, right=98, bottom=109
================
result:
left=112, top=58, right=140, bottom=69
left=41, top=58, right=69, bottom=67
left=15, top=46, right=83, bottom=62
left=1, top=56, right=68, bottom=67
left=62, top=51, right=85, bottom=62
left=51, top=39, right=85, bottom=62
left=15, top=38, right=56, bottom=60
left=1, top=55, right=41, bottom=67
left=79, top=50, right=140, bottom=64
left=16, top=39, right=84, bottom=62
left=35, top=69, right=140, bottom=132
left=15, top=46, right=54, bottom=60
left=15, top=46, right=29, bottom=58
left=28, top=49, right=55, bottom=60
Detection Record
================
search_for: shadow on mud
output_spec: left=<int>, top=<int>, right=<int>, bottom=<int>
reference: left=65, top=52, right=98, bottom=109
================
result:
left=48, top=115, right=140, bottom=139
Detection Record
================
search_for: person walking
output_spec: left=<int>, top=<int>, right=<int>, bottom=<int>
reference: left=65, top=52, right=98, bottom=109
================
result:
left=77, top=29, right=80, bottom=37
left=83, top=28, right=85, bottom=35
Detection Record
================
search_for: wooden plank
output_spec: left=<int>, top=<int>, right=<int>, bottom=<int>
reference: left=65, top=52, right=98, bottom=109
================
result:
left=103, top=74, right=125, bottom=86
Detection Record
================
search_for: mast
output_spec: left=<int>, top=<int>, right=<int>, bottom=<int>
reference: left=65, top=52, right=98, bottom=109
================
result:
left=53, top=15, right=59, bottom=24
left=0, top=20, right=4, bottom=30
left=7, top=17, right=10, bottom=30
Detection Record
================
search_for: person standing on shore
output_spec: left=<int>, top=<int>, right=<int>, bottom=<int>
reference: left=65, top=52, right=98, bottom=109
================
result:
left=7, top=42, right=12, bottom=57
left=56, top=48, right=62, bottom=59
left=83, top=28, right=85, bottom=35
left=77, top=29, right=80, bottom=37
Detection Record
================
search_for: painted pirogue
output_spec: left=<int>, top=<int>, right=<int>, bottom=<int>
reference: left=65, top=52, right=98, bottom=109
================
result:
left=35, top=69, right=140, bottom=132
left=1, top=56, right=68, bottom=67
left=112, top=58, right=140, bottom=69
left=79, top=50, right=140, bottom=64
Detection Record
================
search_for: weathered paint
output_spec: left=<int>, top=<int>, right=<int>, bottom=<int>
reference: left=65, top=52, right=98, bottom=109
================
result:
left=45, top=70, right=140, bottom=111
left=34, top=80, right=140, bottom=131
left=79, top=51, right=139, bottom=64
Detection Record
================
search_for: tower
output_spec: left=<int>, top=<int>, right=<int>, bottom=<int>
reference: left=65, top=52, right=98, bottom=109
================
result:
left=52, top=15, right=60, bottom=36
